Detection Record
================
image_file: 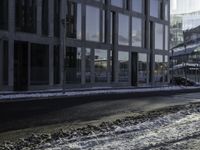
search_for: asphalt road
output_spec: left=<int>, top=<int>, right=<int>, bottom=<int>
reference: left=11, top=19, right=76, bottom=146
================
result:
left=1, top=92, right=200, bottom=133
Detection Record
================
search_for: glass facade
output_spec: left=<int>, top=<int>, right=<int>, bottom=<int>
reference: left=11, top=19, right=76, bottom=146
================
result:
left=0, top=0, right=8, bottom=30
left=95, top=49, right=108, bottom=82
left=54, top=0, right=60, bottom=37
left=132, top=0, right=142, bottom=13
left=150, top=0, right=159, bottom=18
left=2, top=41, right=8, bottom=86
left=66, top=2, right=82, bottom=39
left=165, top=26, right=168, bottom=50
left=31, top=44, right=49, bottom=85
left=132, top=17, right=142, bottom=47
left=118, top=51, right=129, bottom=82
left=86, top=6, right=100, bottom=42
left=138, top=53, right=148, bottom=85
left=15, top=0, right=37, bottom=33
left=86, top=48, right=92, bottom=83
left=65, top=47, right=82, bottom=84
left=118, top=14, right=129, bottom=46
left=54, top=46, right=60, bottom=84
left=42, top=0, right=49, bottom=36
left=111, top=0, right=123, bottom=8
left=155, top=23, right=164, bottom=50
left=155, top=55, right=164, bottom=83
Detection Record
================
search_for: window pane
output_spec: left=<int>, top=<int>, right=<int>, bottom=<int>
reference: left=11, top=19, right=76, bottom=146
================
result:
left=111, top=0, right=123, bottom=8
left=54, top=0, right=60, bottom=37
left=155, top=55, right=163, bottom=83
left=138, top=53, right=147, bottom=85
left=95, top=49, right=108, bottom=82
left=86, top=48, right=92, bottom=83
left=118, top=51, right=129, bottom=82
left=15, top=0, right=37, bottom=33
left=86, top=6, right=100, bottom=42
left=165, top=26, right=168, bottom=50
left=155, top=23, right=164, bottom=50
left=66, top=2, right=82, bottom=39
left=42, top=0, right=49, bottom=36
left=65, top=47, right=82, bottom=84
left=54, top=46, right=60, bottom=84
left=118, top=14, right=129, bottom=46
left=31, top=44, right=49, bottom=85
left=132, top=17, right=142, bottom=47
left=132, top=0, right=142, bottom=13
left=2, top=41, right=8, bottom=85
left=0, top=0, right=8, bottom=30
left=150, top=0, right=158, bottom=18
left=165, top=1, right=168, bottom=21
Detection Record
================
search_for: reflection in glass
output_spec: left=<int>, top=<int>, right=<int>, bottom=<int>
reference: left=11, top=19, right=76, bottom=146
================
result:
left=65, top=47, right=81, bottom=84
left=111, top=0, right=123, bottom=8
left=155, top=55, right=163, bottom=83
left=86, top=48, right=92, bottom=83
left=118, top=14, right=129, bottom=46
left=165, top=1, right=168, bottom=21
left=165, top=26, right=168, bottom=50
left=66, top=2, right=82, bottom=39
left=150, top=0, right=159, bottom=18
left=118, top=51, right=129, bottom=82
left=132, top=17, right=142, bottom=47
left=155, top=23, right=164, bottom=50
left=86, top=6, right=100, bottom=42
left=132, top=0, right=142, bottom=13
left=95, top=49, right=108, bottom=82
left=31, top=44, right=49, bottom=85
left=138, top=53, right=147, bottom=85
left=0, top=0, right=8, bottom=30
left=164, top=55, right=168, bottom=82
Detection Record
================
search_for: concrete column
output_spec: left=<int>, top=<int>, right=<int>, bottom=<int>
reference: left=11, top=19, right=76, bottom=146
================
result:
left=37, top=0, right=42, bottom=36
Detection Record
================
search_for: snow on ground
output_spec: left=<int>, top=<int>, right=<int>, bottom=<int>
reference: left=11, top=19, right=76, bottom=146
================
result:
left=0, top=86, right=199, bottom=101
left=1, top=103, right=200, bottom=150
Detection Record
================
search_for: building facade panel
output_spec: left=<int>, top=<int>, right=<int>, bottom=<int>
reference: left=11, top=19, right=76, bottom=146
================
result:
left=0, top=0, right=170, bottom=91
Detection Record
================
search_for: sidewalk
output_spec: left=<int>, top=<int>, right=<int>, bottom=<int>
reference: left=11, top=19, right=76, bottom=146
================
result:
left=1, top=85, right=200, bottom=103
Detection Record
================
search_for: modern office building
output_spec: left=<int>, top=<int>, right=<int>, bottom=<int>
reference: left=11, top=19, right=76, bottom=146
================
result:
left=0, top=0, right=169, bottom=91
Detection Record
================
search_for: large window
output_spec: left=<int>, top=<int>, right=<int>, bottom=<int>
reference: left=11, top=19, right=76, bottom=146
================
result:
left=118, top=51, right=129, bottom=82
left=132, top=17, right=142, bottom=47
left=132, top=0, right=142, bottom=13
left=2, top=41, right=9, bottom=86
left=65, top=47, right=82, bottom=84
left=111, top=0, right=123, bottom=8
left=165, top=1, right=168, bottom=21
left=86, top=6, right=100, bottom=42
left=86, top=48, right=92, bottom=83
left=54, top=0, right=60, bottom=37
left=155, top=55, right=164, bottom=83
left=118, top=14, right=129, bottom=46
left=138, top=53, right=147, bottom=85
left=15, top=0, right=37, bottom=33
left=31, top=44, right=49, bottom=85
left=54, top=46, right=60, bottom=84
left=95, top=49, right=108, bottom=82
left=165, top=26, right=168, bottom=50
left=66, top=2, right=82, bottom=39
left=164, top=55, right=168, bottom=82
left=155, top=23, right=164, bottom=50
left=0, top=0, right=8, bottom=30
left=150, top=0, right=159, bottom=18
left=42, top=0, right=49, bottom=36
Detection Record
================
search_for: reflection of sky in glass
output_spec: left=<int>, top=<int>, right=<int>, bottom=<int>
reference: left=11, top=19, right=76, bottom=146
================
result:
left=155, top=23, right=164, bottom=50
left=132, top=0, right=142, bottom=13
left=77, top=4, right=82, bottom=39
left=118, top=14, right=129, bottom=46
left=118, top=51, right=129, bottom=61
left=138, top=53, right=147, bottom=62
left=86, top=6, right=100, bottom=42
left=111, top=0, right=123, bottom=8
left=132, top=17, right=142, bottom=47
left=150, top=0, right=158, bottom=18
left=155, top=54, right=163, bottom=62
left=95, top=49, right=107, bottom=60
left=165, top=26, right=168, bottom=50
